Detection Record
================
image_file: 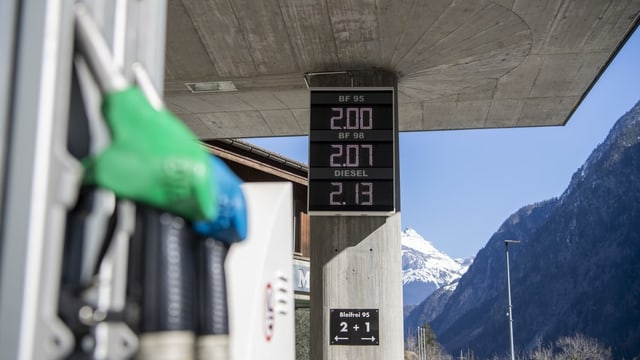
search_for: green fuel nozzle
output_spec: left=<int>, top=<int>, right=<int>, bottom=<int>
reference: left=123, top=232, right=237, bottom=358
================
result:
left=81, top=87, right=217, bottom=221
left=75, top=4, right=216, bottom=221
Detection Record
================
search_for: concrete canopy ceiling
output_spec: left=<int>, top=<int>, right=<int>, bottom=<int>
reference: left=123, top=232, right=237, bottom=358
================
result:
left=163, top=0, right=640, bottom=139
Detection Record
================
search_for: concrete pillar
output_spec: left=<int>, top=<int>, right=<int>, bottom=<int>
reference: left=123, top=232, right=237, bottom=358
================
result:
left=309, top=71, right=403, bottom=360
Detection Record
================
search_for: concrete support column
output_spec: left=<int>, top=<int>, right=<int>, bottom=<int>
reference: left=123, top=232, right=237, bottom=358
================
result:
left=310, top=215, right=403, bottom=360
left=309, top=70, right=403, bottom=360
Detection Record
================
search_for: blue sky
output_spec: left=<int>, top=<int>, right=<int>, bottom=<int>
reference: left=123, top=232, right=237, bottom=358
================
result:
left=246, top=26, right=640, bottom=259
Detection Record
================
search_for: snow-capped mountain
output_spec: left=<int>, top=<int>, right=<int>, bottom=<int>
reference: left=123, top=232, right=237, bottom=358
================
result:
left=401, top=228, right=472, bottom=306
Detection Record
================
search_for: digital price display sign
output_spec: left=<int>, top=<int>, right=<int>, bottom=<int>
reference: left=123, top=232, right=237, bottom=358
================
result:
left=308, top=88, right=396, bottom=215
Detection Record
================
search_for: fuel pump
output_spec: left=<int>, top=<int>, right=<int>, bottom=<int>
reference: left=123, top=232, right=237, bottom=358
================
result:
left=1, top=2, right=294, bottom=359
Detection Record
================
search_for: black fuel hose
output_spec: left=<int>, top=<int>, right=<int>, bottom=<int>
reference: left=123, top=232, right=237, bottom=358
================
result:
left=140, top=208, right=196, bottom=332
left=197, top=238, right=229, bottom=335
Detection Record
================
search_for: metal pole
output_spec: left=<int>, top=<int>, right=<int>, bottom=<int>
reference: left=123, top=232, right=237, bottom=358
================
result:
left=505, top=240, right=520, bottom=360
left=420, top=327, right=424, bottom=360
left=418, top=327, right=423, bottom=360
left=416, top=327, right=420, bottom=360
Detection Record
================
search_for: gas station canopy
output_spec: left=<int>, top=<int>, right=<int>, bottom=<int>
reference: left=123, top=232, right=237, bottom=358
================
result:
left=163, top=0, right=640, bottom=139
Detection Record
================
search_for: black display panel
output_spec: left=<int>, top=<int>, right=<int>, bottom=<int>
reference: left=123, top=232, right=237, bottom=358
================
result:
left=308, top=88, right=396, bottom=215
left=308, top=180, right=394, bottom=212
left=310, top=106, right=393, bottom=130
left=309, top=143, right=394, bottom=168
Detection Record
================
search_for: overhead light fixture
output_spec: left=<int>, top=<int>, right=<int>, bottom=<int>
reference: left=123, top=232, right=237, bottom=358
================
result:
left=185, top=81, right=237, bottom=93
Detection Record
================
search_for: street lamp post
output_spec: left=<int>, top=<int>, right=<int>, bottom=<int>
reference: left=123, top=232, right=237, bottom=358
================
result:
left=505, top=240, right=520, bottom=360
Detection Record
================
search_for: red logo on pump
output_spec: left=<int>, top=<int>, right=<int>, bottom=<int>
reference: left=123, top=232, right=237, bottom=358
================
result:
left=264, top=283, right=275, bottom=341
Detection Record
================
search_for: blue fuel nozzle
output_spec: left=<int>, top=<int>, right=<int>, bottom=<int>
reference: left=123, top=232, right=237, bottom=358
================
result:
left=194, top=156, right=248, bottom=244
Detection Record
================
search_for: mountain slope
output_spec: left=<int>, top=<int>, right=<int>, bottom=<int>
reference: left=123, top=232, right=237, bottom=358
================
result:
left=405, top=279, right=460, bottom=335
left=401, top=228, right=469, bottom=306
left=428, top=200, right=558, bottom=345
left=431, top=100, right=640, bottom=359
